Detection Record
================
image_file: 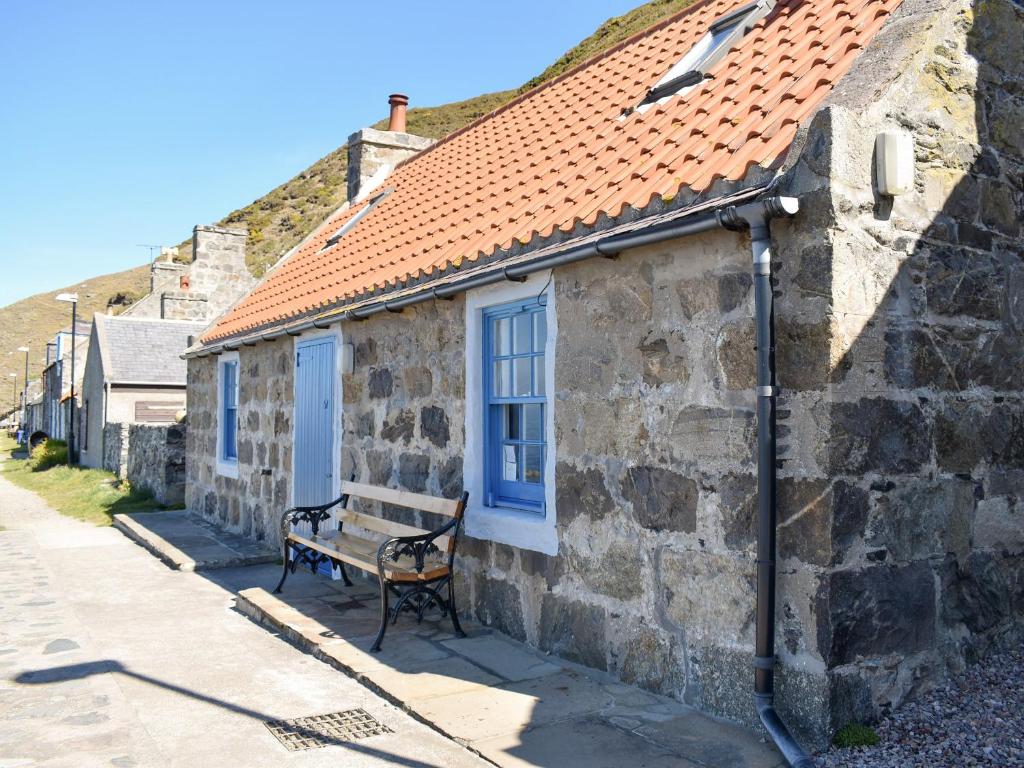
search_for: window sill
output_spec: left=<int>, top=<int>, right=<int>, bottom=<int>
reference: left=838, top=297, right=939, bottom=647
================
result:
left=215, top=458, right=239, bottom=479
left=464, top=501, right=557, bottom=555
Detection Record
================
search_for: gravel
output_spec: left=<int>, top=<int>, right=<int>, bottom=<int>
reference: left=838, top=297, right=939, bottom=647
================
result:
left=818, top=648, right=1024, bottom=768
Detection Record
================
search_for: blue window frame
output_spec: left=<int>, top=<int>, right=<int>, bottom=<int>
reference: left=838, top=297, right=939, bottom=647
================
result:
left=221, top=360, right=238, bottom=461
left=483, top=298, right=547, bottom=512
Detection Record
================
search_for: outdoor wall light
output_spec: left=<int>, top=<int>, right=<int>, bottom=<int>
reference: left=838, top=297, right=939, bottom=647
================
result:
left=341, top=342, right=355, bottom=375
left=875, top=130, right=914, bottom=196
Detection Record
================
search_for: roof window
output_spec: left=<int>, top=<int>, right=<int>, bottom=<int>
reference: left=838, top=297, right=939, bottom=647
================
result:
left=323, top=187, right=393, bottom=250
left=636, top=0, right=775, bottom=111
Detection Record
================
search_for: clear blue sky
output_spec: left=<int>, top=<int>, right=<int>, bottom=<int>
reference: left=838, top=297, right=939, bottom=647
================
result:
left=0, top=1, right=642, bottom=307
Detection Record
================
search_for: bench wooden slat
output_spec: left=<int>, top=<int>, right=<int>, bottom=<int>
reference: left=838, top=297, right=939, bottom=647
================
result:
left=340, top=480, right=462, bottom=518
left=288, top=532, right=450, bottom=583
left=277, top=485, right=469, bottom=648
left=336, top=509, right=451, bottom=552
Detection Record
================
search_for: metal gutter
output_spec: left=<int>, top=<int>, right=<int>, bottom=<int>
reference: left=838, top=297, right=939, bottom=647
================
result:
left=186, top=187, right=766, bottom=359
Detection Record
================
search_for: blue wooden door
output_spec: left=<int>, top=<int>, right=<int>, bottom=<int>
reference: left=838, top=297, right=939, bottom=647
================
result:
left=294, top=337, right=336, bottom=576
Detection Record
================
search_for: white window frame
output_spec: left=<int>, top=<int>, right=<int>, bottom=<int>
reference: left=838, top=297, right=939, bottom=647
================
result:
left=215, top=351, right=239, bottom=478
left=464, top=271, right=558, bottom=555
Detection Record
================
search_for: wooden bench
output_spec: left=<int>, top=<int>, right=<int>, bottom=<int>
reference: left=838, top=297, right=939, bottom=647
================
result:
left=274, top=480, right=469, bottom=651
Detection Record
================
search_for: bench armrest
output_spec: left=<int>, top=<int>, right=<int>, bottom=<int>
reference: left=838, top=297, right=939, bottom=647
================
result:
left=280, top=493, right=349, bottom=541
left=376, top=517, right=460, bottom=575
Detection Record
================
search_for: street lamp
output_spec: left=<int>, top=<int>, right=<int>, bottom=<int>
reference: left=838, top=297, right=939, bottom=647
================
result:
left=17, top=346, right=28, bottom=445
left=7, top=374, right=16, bottom=423
left=56, top=293, right=78, bottom=465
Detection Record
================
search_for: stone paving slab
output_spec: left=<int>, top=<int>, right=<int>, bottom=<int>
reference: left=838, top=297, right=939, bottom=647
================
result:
left=473, top=717, right=704, bottom=768
left=237, top=584, right=786, bottom=768
left=112, top=510, right=277, bottom=571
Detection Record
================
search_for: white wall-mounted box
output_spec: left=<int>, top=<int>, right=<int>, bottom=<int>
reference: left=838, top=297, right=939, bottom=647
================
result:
left=875, top=130, right=915, bottom=196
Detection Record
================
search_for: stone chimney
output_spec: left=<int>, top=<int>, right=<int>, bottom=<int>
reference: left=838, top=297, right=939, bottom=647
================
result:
left=347, top=93, right=433, bottom=202
left=160, top=225, right=256, bottom=322
left=150, top=261, right=187, bottom=295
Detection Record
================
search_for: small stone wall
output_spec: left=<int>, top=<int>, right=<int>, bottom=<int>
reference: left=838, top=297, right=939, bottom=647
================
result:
left=161, top=291, right=210, bottom=322
left=103, top=422, right=129, bottom=480
left=125, top=423, right=186, bottom=506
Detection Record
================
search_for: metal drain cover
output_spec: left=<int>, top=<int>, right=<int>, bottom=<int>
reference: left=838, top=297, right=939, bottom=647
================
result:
left=265, top=708, right=393, bottom=751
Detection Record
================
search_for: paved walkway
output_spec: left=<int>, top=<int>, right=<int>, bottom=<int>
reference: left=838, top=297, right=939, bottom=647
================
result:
left=113, top=510, right=277, bottom=572
left=112, top=508, right=785, bottom=768
left=0, top=466, right=488, bottom=768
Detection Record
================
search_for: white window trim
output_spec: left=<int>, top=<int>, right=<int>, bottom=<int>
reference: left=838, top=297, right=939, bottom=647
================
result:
left=215, top=351, right=239, bottom=479
left=464, top=271, right=558, bottom=555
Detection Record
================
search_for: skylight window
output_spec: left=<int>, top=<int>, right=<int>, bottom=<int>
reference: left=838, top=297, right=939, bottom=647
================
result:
left=322, top=187, right=393, bottom=250
left=636, top=0, right=775, bottom=112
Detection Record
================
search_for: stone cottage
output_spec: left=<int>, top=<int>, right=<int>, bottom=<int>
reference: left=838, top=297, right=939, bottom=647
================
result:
left=183, top=0, right=1024, bottom=753
left=78, top=314, right=206, bottom=470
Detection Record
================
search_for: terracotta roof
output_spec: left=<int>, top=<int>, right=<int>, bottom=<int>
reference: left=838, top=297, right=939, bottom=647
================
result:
left=204, top=0, right=902, bottom=343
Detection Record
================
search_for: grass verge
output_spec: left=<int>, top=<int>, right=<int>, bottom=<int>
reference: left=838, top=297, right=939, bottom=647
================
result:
left=834, top=723, right=880, bottom=749
left=0, top=433, right=18, bottom=455
left=1, top=438, right=164, bottom=525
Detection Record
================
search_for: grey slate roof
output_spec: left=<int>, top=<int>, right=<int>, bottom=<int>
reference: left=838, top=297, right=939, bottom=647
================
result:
left=95, top=315, right=207, bottom=385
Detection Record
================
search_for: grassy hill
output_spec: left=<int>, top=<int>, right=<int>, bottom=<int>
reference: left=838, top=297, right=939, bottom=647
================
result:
left=178, top=0, right=697, bottom=277
left=0, top=0, right=696, bottom=405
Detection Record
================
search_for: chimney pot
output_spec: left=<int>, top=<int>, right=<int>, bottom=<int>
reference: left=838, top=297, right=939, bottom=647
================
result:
left=387, top=93, right=409, bottom=133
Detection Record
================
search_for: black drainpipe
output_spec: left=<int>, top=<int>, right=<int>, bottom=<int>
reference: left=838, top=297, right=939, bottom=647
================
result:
left=722, top=199, right=813, bottom=768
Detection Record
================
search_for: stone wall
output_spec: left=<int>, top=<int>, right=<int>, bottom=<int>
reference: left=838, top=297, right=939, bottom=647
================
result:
left=767, top=0, right=1024, bottom=734
left=322, top=227, right=835, bottom=744
left=161, top=291, right=211, bottom=322
left=103, top=422, right=129, bottom=480
left=125, top=423, right=186, bottom=505
left=185, top=336, right=294, bottom=543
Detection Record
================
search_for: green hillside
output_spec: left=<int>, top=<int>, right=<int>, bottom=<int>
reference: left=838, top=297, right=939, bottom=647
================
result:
left=1, top=0, right=697, bottom=403
left=179, top=0, right=697, bottom=278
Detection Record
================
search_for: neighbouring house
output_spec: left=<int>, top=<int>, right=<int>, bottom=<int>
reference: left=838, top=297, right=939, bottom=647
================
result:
left=24, top=388, right=44, bottom=444
left=78, top=314, right=206, bottom=470
left=73, top=221, right=256, bottom=476
left=183, top=0, right=1024, bottom=750
left=32, top=321, right=91, bottom=448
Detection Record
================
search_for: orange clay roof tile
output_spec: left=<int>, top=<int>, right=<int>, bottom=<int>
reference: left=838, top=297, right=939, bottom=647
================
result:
left=203, top=0, right=903, bottom=342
